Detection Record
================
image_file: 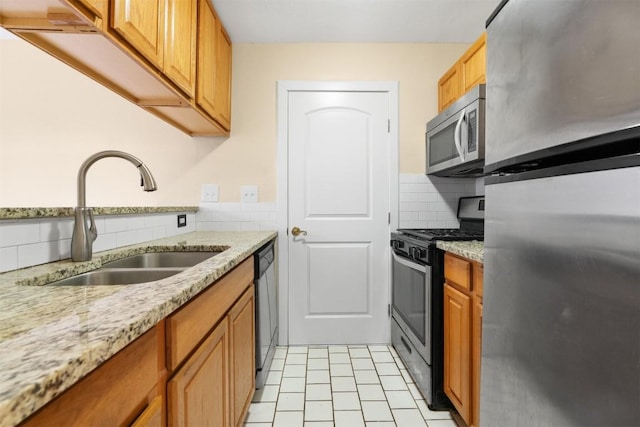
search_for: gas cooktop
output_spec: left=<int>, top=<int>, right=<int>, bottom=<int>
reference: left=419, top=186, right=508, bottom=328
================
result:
left=394, top=196, right=485, bottom=243
left=397, top=228, right=484, bottom=242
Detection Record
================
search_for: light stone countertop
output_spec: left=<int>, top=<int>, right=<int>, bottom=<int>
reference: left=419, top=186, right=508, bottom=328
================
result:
left=0, top=206, right=198, bottom=220
left=0, top=230, right=276, bottom=427
left=436, top=240, right=484, bottom=263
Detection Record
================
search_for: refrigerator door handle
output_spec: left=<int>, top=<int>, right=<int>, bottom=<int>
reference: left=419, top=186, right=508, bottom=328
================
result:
left=454, top=108, right=466, bottom=161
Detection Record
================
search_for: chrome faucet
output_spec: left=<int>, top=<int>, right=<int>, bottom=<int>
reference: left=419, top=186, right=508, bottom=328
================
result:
left=71, top=150, right=157, bottom=262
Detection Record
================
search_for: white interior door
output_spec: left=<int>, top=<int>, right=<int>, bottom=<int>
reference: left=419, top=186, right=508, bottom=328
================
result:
left=287, top=89, right=391, bottom=345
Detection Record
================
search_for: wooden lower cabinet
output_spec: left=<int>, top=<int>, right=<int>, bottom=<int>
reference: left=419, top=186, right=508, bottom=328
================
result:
left=443, top=252, right=483, bottom=427
left=472, top=295, right=483, bottom=427
left=168, top=285, right=256, bottom=427
left=229, top=288, right=256, bottom=427
left=18, top=257, right=257, bottom=427
left=168, top=317, right=230, bottom=427
left=20, top=326, right=161, bottom=427
left=132, top=396, right=163, bottom=427
left=166, top=258, right=255, bottom=427
left=444, top=283, right=472, bottom=422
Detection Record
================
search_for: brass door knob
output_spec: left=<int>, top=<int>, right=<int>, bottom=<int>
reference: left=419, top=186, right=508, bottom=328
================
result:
left=291, top=227, right=308, bottom=236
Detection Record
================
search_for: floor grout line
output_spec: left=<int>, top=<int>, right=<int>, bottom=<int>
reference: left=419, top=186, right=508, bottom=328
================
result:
left=245, top=345, right=456, bottom=427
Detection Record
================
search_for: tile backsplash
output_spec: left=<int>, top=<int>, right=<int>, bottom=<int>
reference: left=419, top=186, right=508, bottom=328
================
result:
left=0, top=176, right=484, bottom=273
left=0, top=212, right=195, bottom=273
left=399, top=173, right=484, bottom=229
left=196, top=202, right=277, bottom=232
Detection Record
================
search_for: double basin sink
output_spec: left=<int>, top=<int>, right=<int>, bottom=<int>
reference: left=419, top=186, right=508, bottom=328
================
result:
left=50, top=251, right=224, bottom=286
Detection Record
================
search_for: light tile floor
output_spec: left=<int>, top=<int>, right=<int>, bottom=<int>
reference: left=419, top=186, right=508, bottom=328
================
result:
left=244, top=345, right=457, bottom=427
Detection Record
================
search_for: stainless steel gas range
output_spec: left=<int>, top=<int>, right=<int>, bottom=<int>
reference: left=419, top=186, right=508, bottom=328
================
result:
left=390, top=196, right=484, bottom=410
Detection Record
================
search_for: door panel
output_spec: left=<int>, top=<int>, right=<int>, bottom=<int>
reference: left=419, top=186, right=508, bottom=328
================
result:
left=305, top=109, right=371, bottom=216
left=308, top=243, right=370, bottom=315
left=288, top=90, right=390, bottom=344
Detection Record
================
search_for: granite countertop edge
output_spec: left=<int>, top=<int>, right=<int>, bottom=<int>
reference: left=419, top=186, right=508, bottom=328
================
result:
left=436, top=240, right=484, bottom=263
left=0, top=206, right=199, bottom=220
left=0, top=230, right=277, bottom=427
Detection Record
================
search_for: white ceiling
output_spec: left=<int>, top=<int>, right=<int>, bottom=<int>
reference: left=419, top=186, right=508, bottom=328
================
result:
left=211, top=0, right=502, bottom=43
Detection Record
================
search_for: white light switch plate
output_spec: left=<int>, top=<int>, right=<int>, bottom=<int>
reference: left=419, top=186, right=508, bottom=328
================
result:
left=241, top=185, right=258, bottom=203
left=201, top=184, right=219, bottom=202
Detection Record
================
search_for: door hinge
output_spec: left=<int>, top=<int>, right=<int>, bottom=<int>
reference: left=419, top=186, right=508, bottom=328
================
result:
left=388, top=212, right=391, bottom=225
left=387, top=119, right=390, bottom=133
left=388, top=303, right=391, bottom=317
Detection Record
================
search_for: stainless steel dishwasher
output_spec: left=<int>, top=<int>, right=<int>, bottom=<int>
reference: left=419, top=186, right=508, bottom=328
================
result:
left=254, top=240, right=277, bottom=389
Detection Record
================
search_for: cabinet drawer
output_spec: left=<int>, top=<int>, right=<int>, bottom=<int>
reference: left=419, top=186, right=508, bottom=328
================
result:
left=21, top=326, right=159, bottom=427
left=166, top=257, right=254, bottom=371
left=444, top=253, right=472, bottom=291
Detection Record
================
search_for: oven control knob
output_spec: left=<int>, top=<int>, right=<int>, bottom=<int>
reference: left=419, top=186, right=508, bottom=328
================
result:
left=410, top=247, right=426, bottom=259
left=391, top=240, right=404, bottom=250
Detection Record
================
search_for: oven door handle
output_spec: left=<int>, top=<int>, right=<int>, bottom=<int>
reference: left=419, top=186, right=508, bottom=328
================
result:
left=392, top=251, right=427, bottom=274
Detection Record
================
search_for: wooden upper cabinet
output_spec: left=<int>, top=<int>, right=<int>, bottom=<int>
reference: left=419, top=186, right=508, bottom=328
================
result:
left=111, top=0, right=165, bottom=68
left=438, top=32, right=486, bottom=112
left=460, top=32, right=486, bottom=95
left=164, top=0, right=197, bottom=96
left=438, top=62, right=462, bottom=112
left=214, top=26, right=232, bottom=129
left=1, top=0, right=231, bottom=135
left=197, top=0, right=232, bottom=131
left=71, top=0, right=107, bottom=23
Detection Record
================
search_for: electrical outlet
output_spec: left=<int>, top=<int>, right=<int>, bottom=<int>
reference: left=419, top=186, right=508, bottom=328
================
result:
left=177, top=214, right=187, bottom=228
left=241, top=185, right=258, bottom=203
left=201, top=184, right=219, bottom=202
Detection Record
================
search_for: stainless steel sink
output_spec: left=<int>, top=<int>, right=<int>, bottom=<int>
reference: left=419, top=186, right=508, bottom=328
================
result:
left=102, top=251, right=223, bottom=269
left=48, top=268, right=185, bottom=286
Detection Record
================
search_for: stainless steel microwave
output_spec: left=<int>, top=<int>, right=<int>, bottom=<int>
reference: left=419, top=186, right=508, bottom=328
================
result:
left=426, top=84, right=486, bottom=177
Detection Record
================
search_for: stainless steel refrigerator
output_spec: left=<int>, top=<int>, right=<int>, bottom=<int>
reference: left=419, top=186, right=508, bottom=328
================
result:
left=481, top=1, right=640, bottom=426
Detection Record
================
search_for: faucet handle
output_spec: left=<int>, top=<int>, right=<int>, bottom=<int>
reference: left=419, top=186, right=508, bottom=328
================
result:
left=87, top=208, right=97, bottom=242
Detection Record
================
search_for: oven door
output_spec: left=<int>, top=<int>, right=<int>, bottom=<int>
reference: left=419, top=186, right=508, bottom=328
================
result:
left=391, top=251, right=431, bottom=364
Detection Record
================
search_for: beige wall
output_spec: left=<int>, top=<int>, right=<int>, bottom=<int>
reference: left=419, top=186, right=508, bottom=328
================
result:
left=0, top=39, right=467, bottom=206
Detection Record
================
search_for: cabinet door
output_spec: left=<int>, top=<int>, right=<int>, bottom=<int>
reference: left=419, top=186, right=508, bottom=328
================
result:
left=471, top=295, right=483, bottom=427
left=73, top=0, right=106, bottom=20
left=164, top=0, right=197, bottom=96
left=21, top=326, right=159, bottom=427
left=444, top=283, right=472, bottom=423
left=168, top=317, right=230, bottom=427
left=131, top=396, right=163, bottom=427
left=460, top=33, right=486, bottom=94
left=197, top=0, right=232, bottom=130
left=438, top=62, right=462, bottom=112
left=112, top=0, right=164, bottom=67
left=229, top=286, right=255, bottom=426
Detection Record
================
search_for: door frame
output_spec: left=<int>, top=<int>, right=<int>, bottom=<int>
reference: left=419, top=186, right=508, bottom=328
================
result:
left=275, top=80, right=400, bottom=345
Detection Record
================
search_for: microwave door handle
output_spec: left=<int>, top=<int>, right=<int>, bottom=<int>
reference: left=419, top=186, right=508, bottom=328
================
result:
left=453, top=108, right=466, bottom=161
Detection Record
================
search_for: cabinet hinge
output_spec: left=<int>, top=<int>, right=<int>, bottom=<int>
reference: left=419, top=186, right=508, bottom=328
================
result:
left=388, top=304, right=391, bottom=317
left=387, top=119, right=390, bottom=133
